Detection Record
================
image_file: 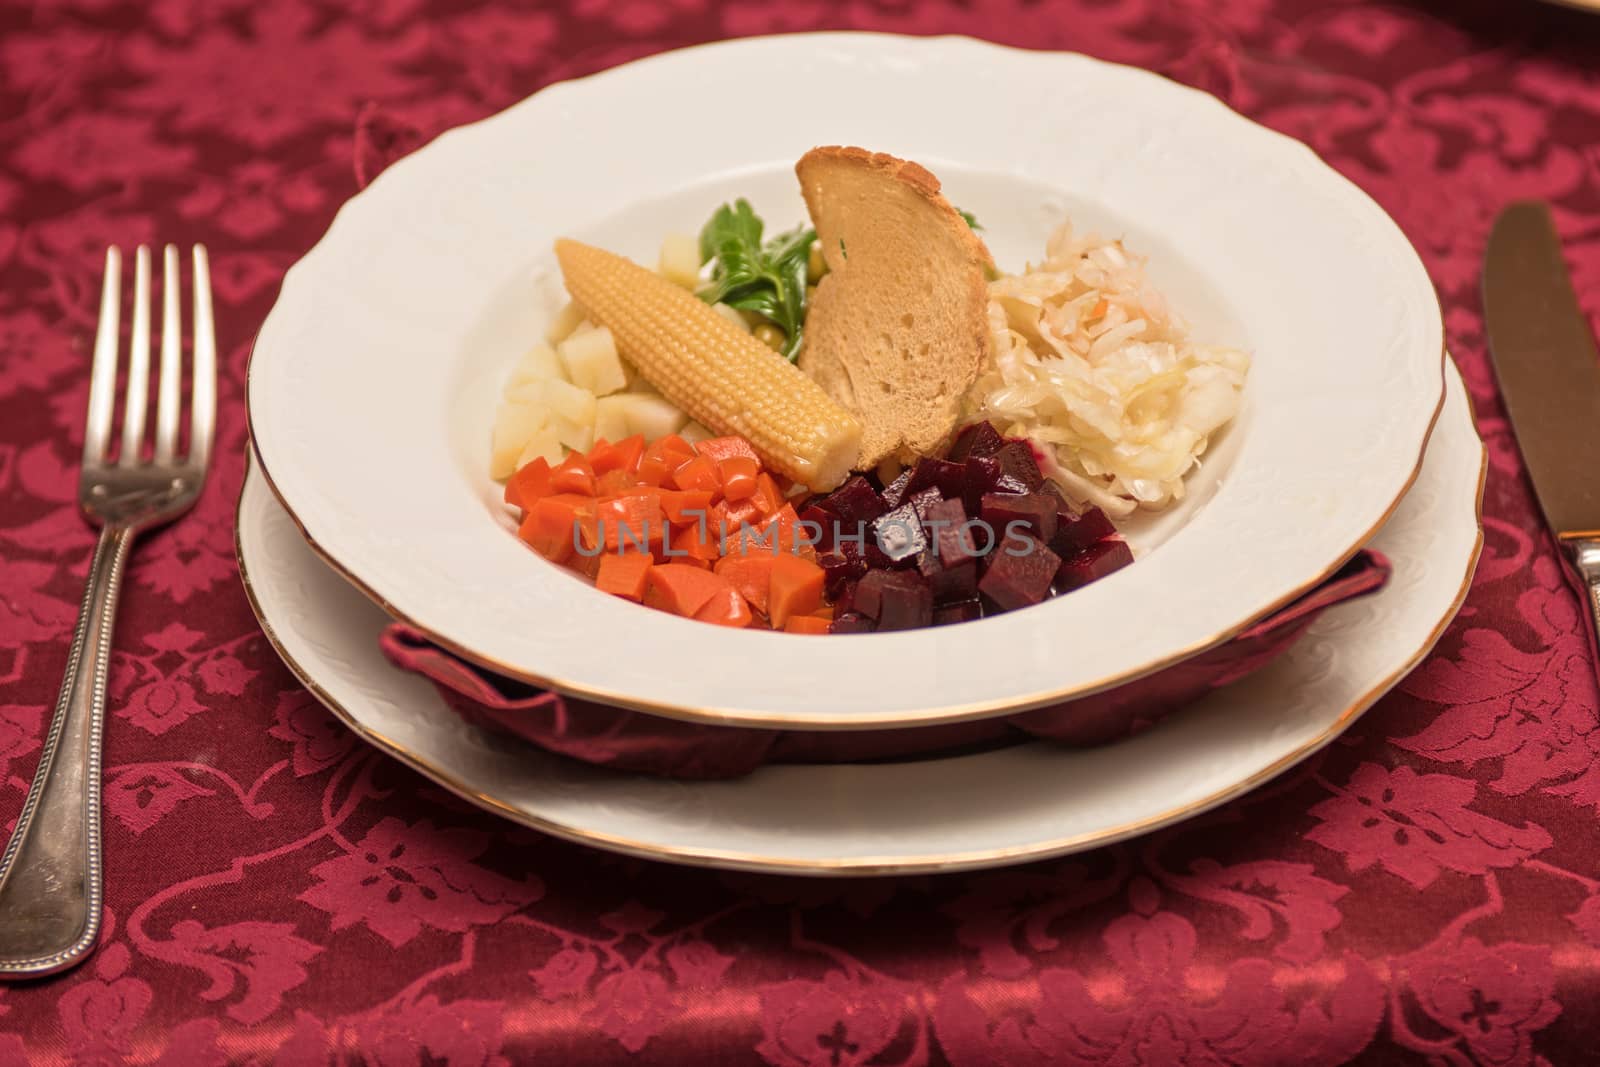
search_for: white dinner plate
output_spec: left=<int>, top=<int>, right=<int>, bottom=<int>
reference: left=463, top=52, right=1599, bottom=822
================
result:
left=236, top=360, right=1480, bottom=875
left=247, top=32, right=1444, bottom=728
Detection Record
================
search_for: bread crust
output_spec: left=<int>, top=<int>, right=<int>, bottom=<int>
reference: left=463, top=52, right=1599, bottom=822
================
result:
left=796, top=146, right=993, bottom=467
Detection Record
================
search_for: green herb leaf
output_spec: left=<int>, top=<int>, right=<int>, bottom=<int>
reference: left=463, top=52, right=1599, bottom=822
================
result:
left=959, top=209, right=982, bottom=231
left=696, top=199, right=815, bottom=361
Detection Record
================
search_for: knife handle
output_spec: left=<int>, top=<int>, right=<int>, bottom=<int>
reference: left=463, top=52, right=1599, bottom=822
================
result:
left=1562, top=539, right=1600, bottom=687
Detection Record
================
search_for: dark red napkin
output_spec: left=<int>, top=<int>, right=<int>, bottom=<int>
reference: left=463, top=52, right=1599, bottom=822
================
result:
left=379, top=551, right=1390, bottom=778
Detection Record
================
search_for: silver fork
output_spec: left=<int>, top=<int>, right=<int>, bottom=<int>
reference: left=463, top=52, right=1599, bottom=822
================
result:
left=0, top=245, right=215, bottom=977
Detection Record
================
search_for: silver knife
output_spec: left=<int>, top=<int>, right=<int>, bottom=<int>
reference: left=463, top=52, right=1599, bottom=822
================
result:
left=1484, top=200, right=1600, bottom=675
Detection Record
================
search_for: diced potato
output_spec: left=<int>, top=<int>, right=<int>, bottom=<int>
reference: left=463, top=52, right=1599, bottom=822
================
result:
left=658, top=233, right=702, bottom=290
left=554, top=415, right=594, bottom=454
left=711, top=302, right=750, bottom=332
left=544, top=301, right=587, bottom=345
left=593, top=396, right=632, bottom=445
left=506, top=377, right=597, bottom=427
left=515, top=424, right=565, bottom=470
left=679, top=421, right=714, bottom=445
left=557, top=325, right=628, bottom=396
left=503, top=342, right=565, bottom=393
left=491, top=401, right=547, bottom=479
left=612, top=392, right=688, bottom=441
left=523, top=341, right=565, bottom=379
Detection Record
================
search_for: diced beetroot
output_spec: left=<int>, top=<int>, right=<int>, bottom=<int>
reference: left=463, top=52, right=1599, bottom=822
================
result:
left=831, top=580, right=860, bottom=618
left=830, top=613, right=875, bottom=634
left=933, top=599, right=983, bottom=626
left=853, top=570, right=894, bottom=619
left=873, top=503, right=927, bottom=565
left=907, top=486, right=944, bottom=522
left=1049, top=505, right=1118, bottom=557
left=797, top=504, right=838, bottom=552
left=920, top=498, right=977, bottom=569
left=818, top=551, right=867, bottom=598
left=907, top=457, right=967, bottom=500
left=929, top=560, right=977, bottom=603
left=879, top=470, right=913, bottom=509
left=1055, top=538, right=1134, bottom=591
left=948, top=421, right=1004, bottom=461
left=978, top=536, right=1062, bottom=611
left=992, top=438, right=1043, bottom=495
left=979, top=492, right=1059, bottom=544
left=992, top=440, right=1045, bottom=494
left=822, top=476, right=888, bottom=526
left=834, top=529, right=889, bottom=570
left=961, top=456, right=1002, bottom=514
left=875, top=571, right=933, bottom=631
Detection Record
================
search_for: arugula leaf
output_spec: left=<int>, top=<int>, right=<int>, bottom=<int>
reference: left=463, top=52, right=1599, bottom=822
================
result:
left=697, top=199, right=814, bottom=361
left=959, top=209, right=982, bottom=231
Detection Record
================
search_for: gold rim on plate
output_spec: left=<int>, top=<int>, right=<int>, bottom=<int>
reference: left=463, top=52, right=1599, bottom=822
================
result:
left=234, top=358, right=1482, bottom=874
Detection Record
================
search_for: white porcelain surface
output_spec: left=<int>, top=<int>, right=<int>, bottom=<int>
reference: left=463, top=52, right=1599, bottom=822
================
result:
left=247, top=33, right=1445, bottom=728
left=236, top=362, right=1480, bottom=875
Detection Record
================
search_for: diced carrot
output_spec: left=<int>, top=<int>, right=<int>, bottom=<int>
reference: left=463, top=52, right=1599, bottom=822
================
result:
left=595, top=469, right=634, bottom=497
left=518, top=512, right=568, bottom=563
left=669, top=521, right=721, bottom=564
left=637, top=437, right=693, bottom=486
left=590, top=434, right=647, bottom=475
left=644, top=564, right=729, bottom=617
left=754, top=503, right=808, bottom=556
left=656, top=433, right=695, bottom=458
left=695, top=435, right=760, bottom=465
left=550, top=453, right=596, bottom=495
left=660, top=489, right=715, bottom=526
left=718, top=456, right=760, bottom=501
left=596, top=551, right=653, bottom=602
left=504, top=457, right=552, bottom=510
left=596, top=494, right=664, bottom=551
left=711, top=499, right=763, bottom=551
left=714, top=554, right=776, bottom=616
left=618, top=483, right=663, bottom=500
left=520, top=494, right=597, bottom=563
left=571, top=545, right=604, bottom=579
left=783, top=615, right=832, bottom=634
left=749, top=472, right=783, bottom=517
left=615, top=434, right=648, bottom=472
left=768, top=552, right=825, bottom=628
left=671, top=454, right=721, bottom=494
left=694, top=586, right=753, bottom=628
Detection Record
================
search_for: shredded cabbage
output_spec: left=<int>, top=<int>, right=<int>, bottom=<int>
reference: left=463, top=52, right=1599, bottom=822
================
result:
left=969, top=222, right=1250, bottom=517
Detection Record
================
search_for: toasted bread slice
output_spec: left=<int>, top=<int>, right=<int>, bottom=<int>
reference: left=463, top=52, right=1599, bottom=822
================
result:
left=796, top=146, right=994, bottom=468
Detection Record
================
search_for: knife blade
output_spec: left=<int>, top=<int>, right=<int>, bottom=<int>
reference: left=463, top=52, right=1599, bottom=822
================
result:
left=1484, top=200, right=1600, bottom=540
left=1484, top=200, right=1600, bottom=687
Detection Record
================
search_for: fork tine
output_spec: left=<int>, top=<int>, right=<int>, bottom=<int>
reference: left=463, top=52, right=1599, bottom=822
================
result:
left=189, top=244, right=216, bottom=472
left=153, top=245, right=182, bottom=464
left=83, top=247, right=121, bottom=467
left=118, top=246, right=152, bottom=466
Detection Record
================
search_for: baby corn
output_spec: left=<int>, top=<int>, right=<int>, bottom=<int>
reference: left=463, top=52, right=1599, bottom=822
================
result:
left=554, top=238, right=861, bottom=490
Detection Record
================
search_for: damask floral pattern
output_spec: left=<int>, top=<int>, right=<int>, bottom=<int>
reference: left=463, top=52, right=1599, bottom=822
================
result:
left=0, top=0, right=1597, bottom=1062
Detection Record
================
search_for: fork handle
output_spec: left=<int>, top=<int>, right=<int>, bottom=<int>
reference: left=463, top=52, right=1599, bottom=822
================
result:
left=0, top=525, right=133, bottom=977
left=1564, top=538, right=1600, bottom=697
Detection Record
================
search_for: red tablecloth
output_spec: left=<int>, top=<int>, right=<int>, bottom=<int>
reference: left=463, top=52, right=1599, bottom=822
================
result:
left=1, top=0, right=1598, bottom=1062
